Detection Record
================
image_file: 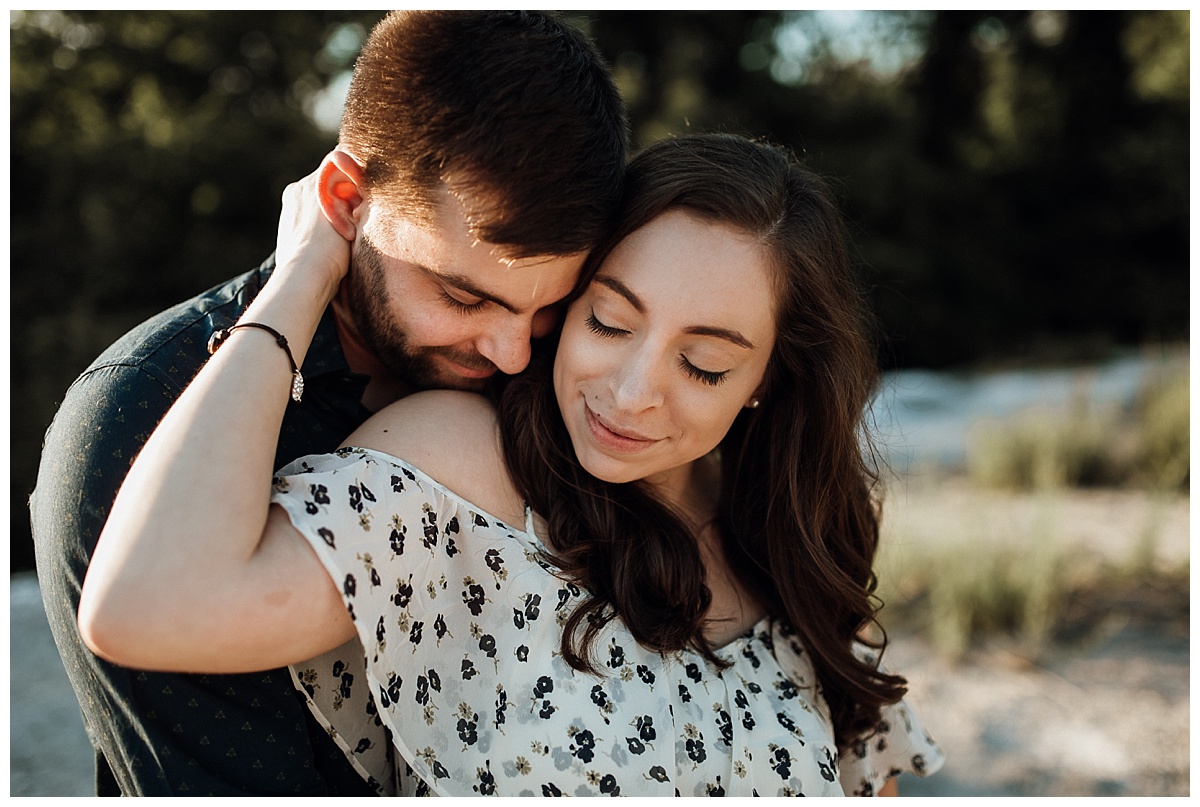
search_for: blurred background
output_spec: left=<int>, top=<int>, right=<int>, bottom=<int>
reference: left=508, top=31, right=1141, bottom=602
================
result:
left=9, top=10, right=1189, bottom=796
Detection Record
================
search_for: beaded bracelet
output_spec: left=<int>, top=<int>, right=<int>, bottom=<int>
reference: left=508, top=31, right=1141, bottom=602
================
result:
left=206, top=322, right=304, bottom=402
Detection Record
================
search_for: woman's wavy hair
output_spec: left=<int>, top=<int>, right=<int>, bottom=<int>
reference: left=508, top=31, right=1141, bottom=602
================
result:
left=497, top=132, right=905, bottom=749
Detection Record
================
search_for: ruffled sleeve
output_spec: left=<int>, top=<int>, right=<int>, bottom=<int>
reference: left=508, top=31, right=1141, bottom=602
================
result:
left=838, top=693, right=945, bottom=795
left=269, top=446, right=444, bottom=795
left=269, top=445, right=496, bottom=796
left=269, top=446, right=503, bottom=665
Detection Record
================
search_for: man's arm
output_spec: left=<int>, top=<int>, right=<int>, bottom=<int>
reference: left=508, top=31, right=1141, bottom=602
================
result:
left=31, top=358, right=185, bottom=794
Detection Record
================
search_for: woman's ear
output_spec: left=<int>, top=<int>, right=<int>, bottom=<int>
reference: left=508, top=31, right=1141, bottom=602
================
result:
left=318, top=150, right=366, bottom=242
left=745, top=378, right=768, bottom=409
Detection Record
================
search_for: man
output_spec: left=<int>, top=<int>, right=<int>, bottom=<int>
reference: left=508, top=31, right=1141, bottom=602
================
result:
left=30, top=11, right=627, bottom=795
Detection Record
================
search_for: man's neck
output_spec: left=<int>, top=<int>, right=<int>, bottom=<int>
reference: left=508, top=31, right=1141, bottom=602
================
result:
left=330, top=295, right=413, bottom=413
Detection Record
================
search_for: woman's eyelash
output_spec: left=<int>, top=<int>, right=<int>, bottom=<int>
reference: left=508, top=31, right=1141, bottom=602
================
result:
left=587, top=309, right=729, bottom=385
left=440, top=289, right=486, bottom=314
left=584, top=311, right=626, bottom=337
left=678, top=355, right=728, bottom=386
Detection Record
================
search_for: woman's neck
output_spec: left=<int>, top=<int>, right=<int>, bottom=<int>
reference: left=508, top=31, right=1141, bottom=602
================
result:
left=642, top=454, right=720, bottom=530
left=646, top=453, right=767, bottom=647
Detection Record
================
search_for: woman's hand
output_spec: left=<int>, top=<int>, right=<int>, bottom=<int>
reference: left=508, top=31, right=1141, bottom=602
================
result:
left=267, top=163, right=355, bottom=311
left=271, top=164, right=355, bottom=308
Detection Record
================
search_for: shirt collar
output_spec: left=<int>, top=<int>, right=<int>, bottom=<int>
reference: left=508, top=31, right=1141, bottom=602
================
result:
left=304, top=305, right=359, bottom=380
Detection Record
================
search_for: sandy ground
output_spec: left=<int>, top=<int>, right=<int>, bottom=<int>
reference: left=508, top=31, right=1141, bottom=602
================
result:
left=890, top=625, right=1190, bottom=796
left=10, top=572, right=94, bottom=797
left=882, top=481, right=1191, bottom=797
left=10, top=567, right=1189, bottom=798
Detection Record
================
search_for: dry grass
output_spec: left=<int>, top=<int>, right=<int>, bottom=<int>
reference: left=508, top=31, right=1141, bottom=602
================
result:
left=964, top=362, right=1189, bottom=492
left=873, top=476, right=1189, bottom=660
left=874, top=358, right=1189, bottom=659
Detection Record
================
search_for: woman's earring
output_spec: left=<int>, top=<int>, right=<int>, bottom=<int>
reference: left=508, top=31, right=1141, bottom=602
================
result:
left=746, top=398, right=761, bottom=409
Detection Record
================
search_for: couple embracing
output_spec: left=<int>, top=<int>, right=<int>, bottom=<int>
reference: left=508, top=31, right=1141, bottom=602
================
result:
left=34, top=10, right=942, bottom=797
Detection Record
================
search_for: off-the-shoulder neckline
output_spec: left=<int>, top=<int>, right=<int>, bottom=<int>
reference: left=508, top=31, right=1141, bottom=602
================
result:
left=329, top=445, right=772, bottom=655
left=339, top=445, right=542, bottom=545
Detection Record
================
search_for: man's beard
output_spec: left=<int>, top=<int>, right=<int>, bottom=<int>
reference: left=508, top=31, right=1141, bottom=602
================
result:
left=344, top=233, right=497, bottom=392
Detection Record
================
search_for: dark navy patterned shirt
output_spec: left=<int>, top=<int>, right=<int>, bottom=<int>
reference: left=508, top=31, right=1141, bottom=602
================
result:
left=30, top=256, right=379, bottom=796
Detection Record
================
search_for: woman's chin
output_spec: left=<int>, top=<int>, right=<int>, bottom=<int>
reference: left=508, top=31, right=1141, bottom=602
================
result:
left=573, top=450, right=641, bottom=486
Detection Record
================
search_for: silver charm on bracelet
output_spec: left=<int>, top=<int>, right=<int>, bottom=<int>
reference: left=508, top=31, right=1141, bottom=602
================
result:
left=207, top=322, right=305, bottom=403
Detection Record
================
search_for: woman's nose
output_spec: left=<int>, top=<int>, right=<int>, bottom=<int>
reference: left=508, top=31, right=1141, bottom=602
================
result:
left=611, top=350, right=664, bottom=413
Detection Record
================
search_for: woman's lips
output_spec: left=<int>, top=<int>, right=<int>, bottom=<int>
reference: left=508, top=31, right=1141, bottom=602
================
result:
left=584, top=402, right=658, bottom=454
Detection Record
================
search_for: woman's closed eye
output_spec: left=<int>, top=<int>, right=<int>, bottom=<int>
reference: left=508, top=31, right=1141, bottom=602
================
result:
left=587, top=309, right=731, bottom=385
left=585, top=310, right=627, bottom=338
left=678, top=355, right=729, bottom=386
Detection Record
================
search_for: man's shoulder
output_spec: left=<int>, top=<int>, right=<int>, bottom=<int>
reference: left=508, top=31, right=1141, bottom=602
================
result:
left=78, top=261, right=274, bottom=392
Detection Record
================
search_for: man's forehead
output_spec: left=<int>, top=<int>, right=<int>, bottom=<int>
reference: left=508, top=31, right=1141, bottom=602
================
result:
left=371, top=190, right=518, bottom=264
left=373, top=217, right=582, bottom=310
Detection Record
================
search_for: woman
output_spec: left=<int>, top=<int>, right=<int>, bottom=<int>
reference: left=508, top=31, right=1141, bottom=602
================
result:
left=80, top=133, right=943, bottom=796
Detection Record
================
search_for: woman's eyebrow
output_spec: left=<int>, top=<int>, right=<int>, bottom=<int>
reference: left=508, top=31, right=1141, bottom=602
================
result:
left=594, top=275, right=754, bottom=349
left=594, top=276, right=643, bottom=313
left=684, top=325, right=754, bottom=350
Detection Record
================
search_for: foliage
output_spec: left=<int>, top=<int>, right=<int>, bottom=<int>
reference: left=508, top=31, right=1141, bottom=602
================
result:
left=876, top=490, right=1066, bottom=659
left=966, top=404, right=1123, bottom=490
left=10, top=11, right=1190, bottom=572
left=1132, top=368, right=1190, bottom=491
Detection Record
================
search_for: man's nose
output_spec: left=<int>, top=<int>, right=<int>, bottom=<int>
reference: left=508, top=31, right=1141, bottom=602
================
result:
left=476, top=316, right=533, bottom=375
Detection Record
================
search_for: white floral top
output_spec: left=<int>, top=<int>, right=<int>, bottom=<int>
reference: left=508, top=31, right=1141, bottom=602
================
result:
left=270, top=447, right=944, bottom=797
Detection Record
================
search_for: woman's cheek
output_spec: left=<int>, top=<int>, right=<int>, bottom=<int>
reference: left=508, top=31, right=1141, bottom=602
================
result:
left=561, top=332, right=611, bottom=385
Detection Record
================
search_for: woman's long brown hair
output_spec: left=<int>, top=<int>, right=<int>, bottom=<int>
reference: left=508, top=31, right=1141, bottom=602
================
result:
left=497, top=132, right=906, bottom=749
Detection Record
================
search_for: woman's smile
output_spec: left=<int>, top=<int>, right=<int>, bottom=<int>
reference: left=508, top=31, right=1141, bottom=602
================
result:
left=584, top=400, right=660, bottom=454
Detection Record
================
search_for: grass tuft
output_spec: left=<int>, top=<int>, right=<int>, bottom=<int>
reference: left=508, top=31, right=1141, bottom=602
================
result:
left=963, top=364, right=1188, bottom=492
left=875, top=482, right=1187, bottom=661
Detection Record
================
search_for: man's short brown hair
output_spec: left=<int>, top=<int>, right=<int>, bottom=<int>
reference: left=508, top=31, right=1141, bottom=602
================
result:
left=340, top=11, right=628, bottom=258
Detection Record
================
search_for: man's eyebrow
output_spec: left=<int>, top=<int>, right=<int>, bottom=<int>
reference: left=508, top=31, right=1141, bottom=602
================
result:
left=436, top=270, right=520, bottom=313
left=595, top=275, right=755, bottom=349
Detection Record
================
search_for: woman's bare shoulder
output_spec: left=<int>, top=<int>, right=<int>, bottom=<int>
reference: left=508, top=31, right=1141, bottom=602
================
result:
left=342, top=390, right=524, bottom=525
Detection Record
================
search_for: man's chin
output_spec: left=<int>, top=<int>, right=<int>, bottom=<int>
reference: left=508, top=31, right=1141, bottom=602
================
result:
left=432, top=373, right=489, bottom=393
left=399, top=364, right=491, bottom=394
left=429, top=354, right=499, bottom=390
left=379, top=350, right=495, bottom=394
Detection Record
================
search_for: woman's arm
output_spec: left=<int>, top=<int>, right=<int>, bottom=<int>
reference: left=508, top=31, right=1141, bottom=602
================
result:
left=79, top=168, right=358, bottom=674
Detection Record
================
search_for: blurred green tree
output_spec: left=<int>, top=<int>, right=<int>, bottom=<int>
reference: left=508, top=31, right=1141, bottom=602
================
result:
left=890, top=10, right=1190, bottom=366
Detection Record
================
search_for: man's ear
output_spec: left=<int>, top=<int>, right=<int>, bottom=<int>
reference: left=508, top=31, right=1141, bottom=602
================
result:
left=318, top=149, right=366, bottom=242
